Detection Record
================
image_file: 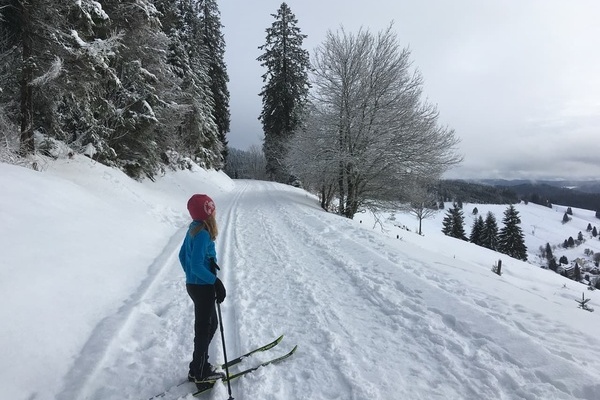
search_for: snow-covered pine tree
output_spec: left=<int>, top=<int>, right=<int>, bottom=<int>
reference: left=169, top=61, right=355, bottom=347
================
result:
left=452, top=206, right=468, bottom=241
left=43, top=1, right=116, bottom=159
left=545, top=242, right=553, bottom=262
left=441, top=208, right=454, bottom=236
left=73, top=0, right=173, bottom=178
left=156, top=0, right=222, bottom=170
left=258, top=2, right=310, bottom=182
left=1, top=0, right=183, bottom=178
left=0, top=1, right=24, bottom=153
left=199, top=0, right=230, bottom=167
left=184, top=2, right=222, bottom=170
left=2, top=0, right=230, bottom=176
left=548, top=257, right=558, bottom=271
left=0, top=0, right=109, bottom=156
left=442, top=203, right=467, bottom=240
left=153, top=0, right=195, bottom=163
left=497, top=205, right=528, bottom=261
left=574, top=263, right=581, bottom=281
left=559, top=255, right=568, bottom=265
left=469, top=215, right=485, bottom=245
left=0, top=0, right=40, bottom=155
left=77, top=0, right=184, bottom=177
left=481, top=211, right=499, bottom=250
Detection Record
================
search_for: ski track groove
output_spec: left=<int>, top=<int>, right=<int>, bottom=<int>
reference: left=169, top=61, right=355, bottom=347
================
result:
left=279, top=202, right=600, bottom=399
left=230, top=182, right=382, bottom=399
left=210, top=180, right=249, bottom=398
left=56, top=230, right=188, bottom=400
left=257, top=201, right=360, bottom=399
left=274, top=200, right=417, bottom=398
left=229, top=185, right=303, bottom=399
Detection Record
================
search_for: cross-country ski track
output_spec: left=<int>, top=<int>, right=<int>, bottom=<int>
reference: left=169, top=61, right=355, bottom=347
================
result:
left=20, top=178, right=600, bottom=400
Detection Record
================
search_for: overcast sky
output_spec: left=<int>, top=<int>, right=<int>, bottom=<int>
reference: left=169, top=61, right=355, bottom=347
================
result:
left=219, top=0, right=600, bottom=180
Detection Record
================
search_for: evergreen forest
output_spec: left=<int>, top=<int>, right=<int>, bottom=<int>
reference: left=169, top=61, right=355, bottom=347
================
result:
left=1, top=0, right=230, bottom=179
left=2, top=1, right=474, bottom=220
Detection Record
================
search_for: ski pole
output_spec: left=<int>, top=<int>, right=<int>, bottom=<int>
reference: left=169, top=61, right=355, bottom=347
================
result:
left=216, top=300, right=234, bottom=400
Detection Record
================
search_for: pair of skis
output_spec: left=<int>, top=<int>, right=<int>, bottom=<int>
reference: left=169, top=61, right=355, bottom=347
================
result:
left=148, top=335, right=296, bottom=399
left=193, top=336, right=297, bottom=396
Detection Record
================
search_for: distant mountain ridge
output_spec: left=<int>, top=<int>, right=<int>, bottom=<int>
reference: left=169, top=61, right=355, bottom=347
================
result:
left=473, top=179, right=600, bottom=194
left=440, top=179, right=600, bottom=212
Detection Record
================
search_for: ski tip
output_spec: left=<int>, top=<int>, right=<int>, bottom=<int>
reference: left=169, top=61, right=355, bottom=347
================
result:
left=290, top=345, right=298, bottom=354
left=275, top=334, right=284, bottom=344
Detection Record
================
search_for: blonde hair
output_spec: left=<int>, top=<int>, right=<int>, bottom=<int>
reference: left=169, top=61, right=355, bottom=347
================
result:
left=203, top=213, right=218, bottom=241
left=190, top=213, right=218, bottom=241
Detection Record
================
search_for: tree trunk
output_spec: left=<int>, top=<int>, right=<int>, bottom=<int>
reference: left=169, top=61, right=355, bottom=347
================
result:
left=319, top=183, right=334, bottom=211
left=337, top=160, right=346, bottom=216
left=344, top=167, right=358, bottom=219
left=19, top=1, right=34, bottom=156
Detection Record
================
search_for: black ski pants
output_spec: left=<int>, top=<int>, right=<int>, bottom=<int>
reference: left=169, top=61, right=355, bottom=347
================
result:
left=186, top=283, right=218, bottom=377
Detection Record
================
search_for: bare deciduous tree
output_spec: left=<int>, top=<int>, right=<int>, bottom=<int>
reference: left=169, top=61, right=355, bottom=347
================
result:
left=287, top=103, right=339, bottom=210
left=290, top=24, right=462, bottom=219
left=403, top=181, right=439, bottom=235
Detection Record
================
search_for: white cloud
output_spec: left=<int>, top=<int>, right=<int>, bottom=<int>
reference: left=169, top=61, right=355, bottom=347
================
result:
left=222, top=0, right=600, bottom=179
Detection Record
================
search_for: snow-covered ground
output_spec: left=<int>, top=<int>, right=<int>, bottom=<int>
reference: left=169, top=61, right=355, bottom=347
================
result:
left=2, top=156, right=600, bottom=400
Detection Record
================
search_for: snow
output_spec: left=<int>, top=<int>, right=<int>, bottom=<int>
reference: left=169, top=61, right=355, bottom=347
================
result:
left=2, top=156, right=600, bottom=400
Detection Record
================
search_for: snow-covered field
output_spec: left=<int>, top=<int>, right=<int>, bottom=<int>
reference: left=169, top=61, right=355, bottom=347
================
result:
left=2, top=156, right=600, bottom=400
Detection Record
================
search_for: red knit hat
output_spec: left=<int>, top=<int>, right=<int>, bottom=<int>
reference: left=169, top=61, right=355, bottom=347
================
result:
left=187, top=194, right=216, bottom=221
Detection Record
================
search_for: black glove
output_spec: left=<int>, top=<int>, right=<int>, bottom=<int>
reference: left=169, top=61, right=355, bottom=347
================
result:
left=214, top=277, right=226, bottom=304
left=209, top=258, right=220, bottom=274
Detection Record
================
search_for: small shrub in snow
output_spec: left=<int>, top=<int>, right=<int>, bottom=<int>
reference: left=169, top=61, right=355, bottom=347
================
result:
left=576, top=293, right=594, bottom=312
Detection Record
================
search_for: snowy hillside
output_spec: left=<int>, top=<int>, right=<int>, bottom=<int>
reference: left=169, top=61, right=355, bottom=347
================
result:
left=2, top=157, right=600, bottom=400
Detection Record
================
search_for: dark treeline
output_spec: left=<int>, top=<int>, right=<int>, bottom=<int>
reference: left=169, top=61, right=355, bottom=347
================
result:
left=478, top=179, right=600, bottom=194
left=507, top=183, right=600, bottom=212
left=436, top=180, right=519, bottom=204
left=438, top=179, right=600, bottom=213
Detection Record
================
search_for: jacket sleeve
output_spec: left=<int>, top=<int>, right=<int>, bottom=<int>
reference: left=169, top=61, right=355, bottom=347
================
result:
left=190, top=230, right=217, bottom=284
left=208, top=240, right=217, bottom=264
left=178, top=240, right=186, bottom=267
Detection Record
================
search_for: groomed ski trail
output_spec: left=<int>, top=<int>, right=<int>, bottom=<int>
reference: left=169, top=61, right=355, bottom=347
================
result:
left=212, top=180, right=600, bottom=400
left=56, top=179, right=600, bottom=400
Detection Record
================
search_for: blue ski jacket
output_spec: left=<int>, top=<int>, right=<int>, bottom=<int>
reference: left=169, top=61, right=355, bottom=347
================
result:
left=179, top=221, right=217, bottom=285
